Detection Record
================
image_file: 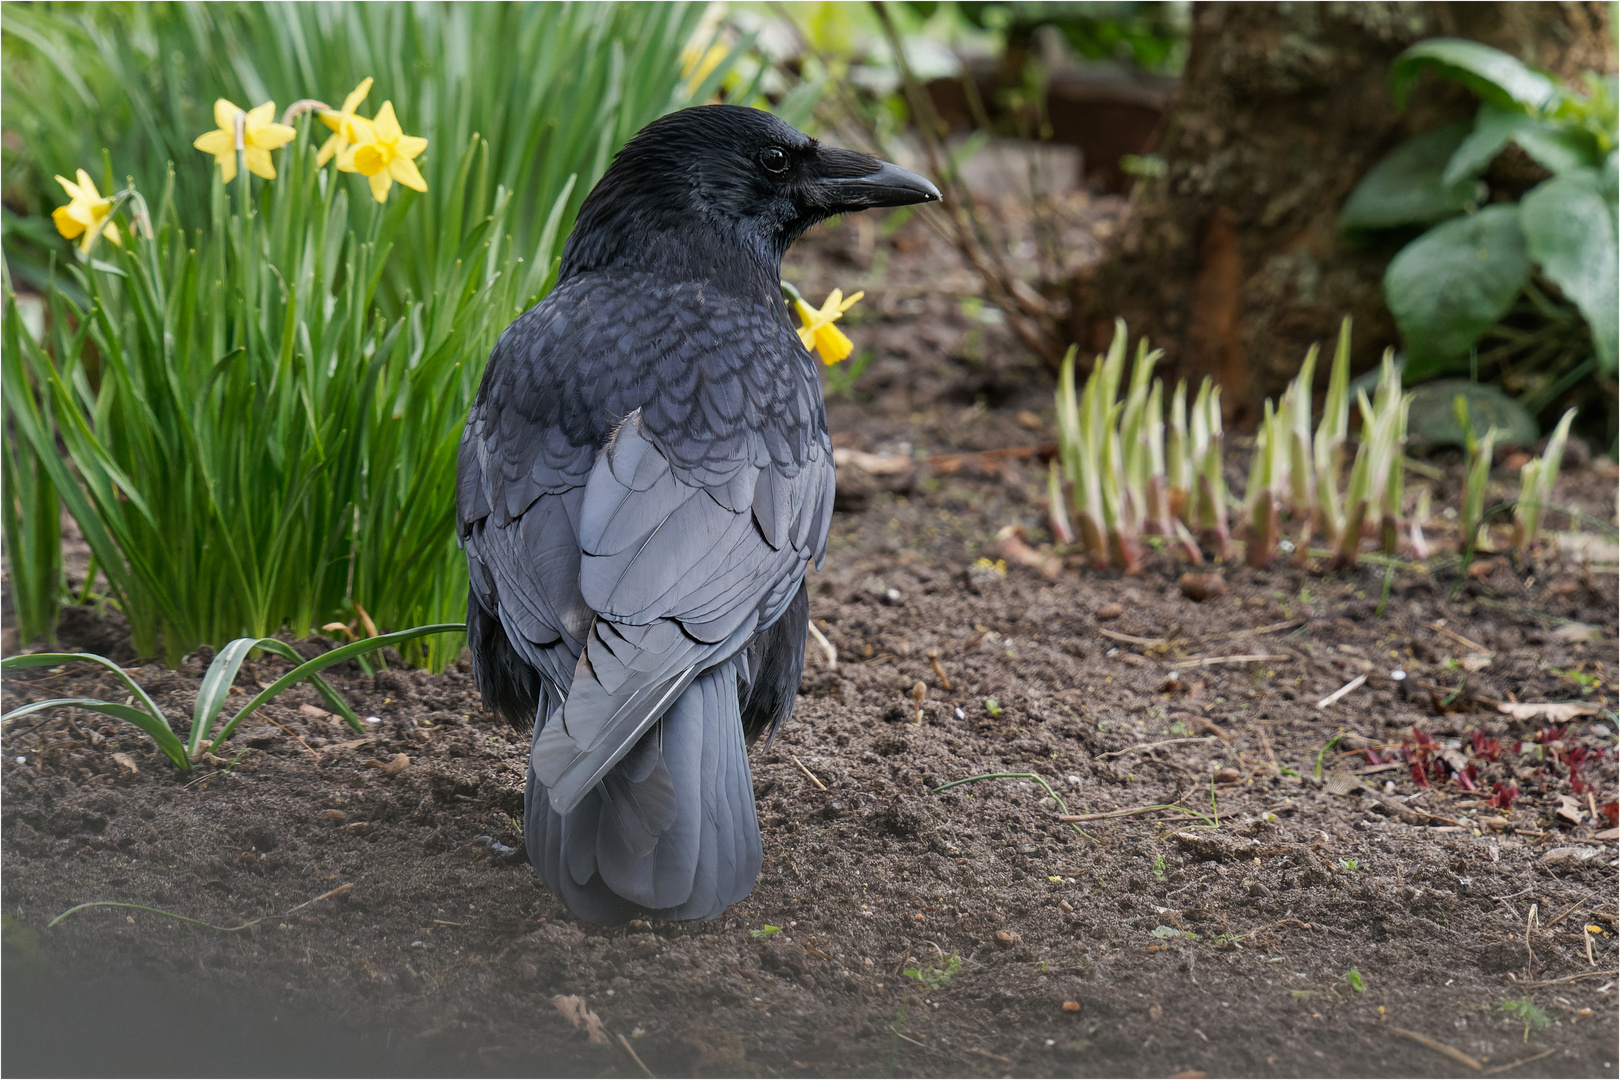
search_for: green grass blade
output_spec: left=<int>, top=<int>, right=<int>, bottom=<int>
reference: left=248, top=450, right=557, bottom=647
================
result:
left=207, top=623, right=462, bottom=751
left=0, top=696, right=188, bottom=770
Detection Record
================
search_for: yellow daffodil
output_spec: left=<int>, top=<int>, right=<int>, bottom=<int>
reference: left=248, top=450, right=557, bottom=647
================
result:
left=316, top=77, right=374, bottom=168
left=793, top=288, right=864, bottom=365
left=193, top=99, right=297, bottom=183
left=51, top=169, right=121, bottom=254
left=681, top=42, right=729, bottom=96
left=348, top=101, right=428, bottom=203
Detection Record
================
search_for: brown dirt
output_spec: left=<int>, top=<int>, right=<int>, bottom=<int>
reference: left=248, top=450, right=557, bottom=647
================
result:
left=4, top=214, right=1617, bottom=1078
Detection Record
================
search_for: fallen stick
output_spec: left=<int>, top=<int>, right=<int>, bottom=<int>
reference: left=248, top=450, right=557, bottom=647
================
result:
left=806, top=620, right=837, bottom=671
left=1059, top=803, right=1213, bottom=824
left=1316, top=673, right=1368, bottom=710
left=1097, top=627, right=1170, bottom=648
left=1097, top=737, right=1215, bottom=761
left=618, top=1033, right=656, bottom=1079
left=791, top=754, right=828, bottom=792
left=1479, top=1048, right=1555, bottom=1076
left=1393, top=1027, right=1483, bottom=1071
left=1506, top=970, right=1618, bottom=989
left=1171, top=654, right=1291, bottom=669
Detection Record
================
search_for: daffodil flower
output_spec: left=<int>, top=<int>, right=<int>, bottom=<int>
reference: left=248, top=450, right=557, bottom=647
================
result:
left=316, top=77, right=374, bottom=168
left=793, top=288, right=865, bottom=365
left=681, top=42, right=729, bottom=97
left=51, top=169, right=121, bottom=254
left=348, top=101, right=428, bottom=203
left=193, top=99, right=297, bottom=183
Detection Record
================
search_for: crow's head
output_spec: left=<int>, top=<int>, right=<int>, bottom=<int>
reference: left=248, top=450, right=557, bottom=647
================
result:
left=560, top=105, right=939, bottom=284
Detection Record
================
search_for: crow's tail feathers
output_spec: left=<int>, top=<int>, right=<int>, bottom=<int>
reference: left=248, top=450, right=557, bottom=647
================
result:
left=524, top=662, right=762, bottom=924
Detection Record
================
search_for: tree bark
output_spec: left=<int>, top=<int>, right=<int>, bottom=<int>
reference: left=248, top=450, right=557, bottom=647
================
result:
left=1081, top=2, right=1614, bottom=425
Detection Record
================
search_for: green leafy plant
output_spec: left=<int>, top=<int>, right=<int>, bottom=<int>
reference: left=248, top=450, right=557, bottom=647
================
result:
left=1514, top=408, right=1576, bottom=547
left=1501, top=997, right=1550, bottom=1042
left=903, top=952, right=962, bottom=991
left=750, top=925, right=783, bottom=939
left=2, top=4, right=732, bottom=666
left=1343, top=967, right=1366, bottom=992
left=0, top=624, right=460, bottom=770
left=1342, top=39, right=1617, bottom=419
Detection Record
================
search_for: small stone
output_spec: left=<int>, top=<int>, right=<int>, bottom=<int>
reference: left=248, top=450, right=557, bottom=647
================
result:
left=994, top=930, right=1021, bottom=947
left=318, top=809, right=348, bottom=825
left=1178, top=572, right=1227, bottom=602
left=109, top=752, right=139, bottom=775
left=1095, top=602, right=1124, bottom=621
left=1062, top=1000, right=1081, bottom=1012
left=1213, top=768, right=1241, bottom=784
left=1149, top=1002, right=1163, bottom=1022
left=299, top=704, right=331, bottom=719
left=1059, top=899, right=1074, bottom=912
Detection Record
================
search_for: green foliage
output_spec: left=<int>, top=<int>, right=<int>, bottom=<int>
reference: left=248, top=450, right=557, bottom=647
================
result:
left=1501, top=997, right=1550, bottom=1041
left=1342, top=967, right=1366, bottom=992
left=1, top=3, right=714, bottom=301
left=0, top=624, right=460, bottom=770
left=904, top=952, right=962, bottom=990
left=750, top=925, right=782, bottom=939
left=1343, top=37, right=1618, bottom=409
left=1340, top=124, right=1479, bottom=229
left=2, top=3, right=717, bottom=665
left=1384, top=205, right=1531, bottom=367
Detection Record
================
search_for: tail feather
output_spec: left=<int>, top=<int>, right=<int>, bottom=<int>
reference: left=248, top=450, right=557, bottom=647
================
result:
left=525, top=661, right=761, bottom=923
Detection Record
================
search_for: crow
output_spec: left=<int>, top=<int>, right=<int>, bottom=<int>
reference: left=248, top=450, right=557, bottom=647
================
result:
left=457, top=105, right=938, bottom=924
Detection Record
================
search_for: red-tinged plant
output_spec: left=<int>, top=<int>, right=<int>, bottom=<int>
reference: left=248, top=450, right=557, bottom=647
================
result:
left=1602, top=802, right=1618, bottom=826
left=1489, top=782, right=1519, bottom=810
left=1567, top=745, right=1592, bottom=794
left=1470, top=730, right=1502, bottom=762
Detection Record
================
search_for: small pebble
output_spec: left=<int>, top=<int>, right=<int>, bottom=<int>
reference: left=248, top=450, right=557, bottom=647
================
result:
left=1095, top=602, right=1124, bottom=621
left=1213, top=768, right=1241, bottom=784
left=1058, top=900, right=1074, bottom=913
left=994, top=930, right=1021, bottom=947
left=1062, top=1000, right=1081, bottom=1012
left=1178, top=572, right=1227, bottom=602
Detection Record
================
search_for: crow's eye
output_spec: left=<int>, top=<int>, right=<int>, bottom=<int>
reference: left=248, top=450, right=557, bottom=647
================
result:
left=759, top=147, right=789, bottom=174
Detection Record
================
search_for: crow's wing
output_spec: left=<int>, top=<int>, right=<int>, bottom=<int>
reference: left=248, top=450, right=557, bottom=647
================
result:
left=531, top=406, right=834, bottom=816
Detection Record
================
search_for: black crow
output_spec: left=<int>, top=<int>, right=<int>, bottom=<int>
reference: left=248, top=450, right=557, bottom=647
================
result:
left=457, top=105, right=938, bottom=923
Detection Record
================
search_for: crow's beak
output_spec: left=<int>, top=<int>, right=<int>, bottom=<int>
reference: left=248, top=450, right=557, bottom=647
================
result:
left=823, top=159, right=941, bottom=211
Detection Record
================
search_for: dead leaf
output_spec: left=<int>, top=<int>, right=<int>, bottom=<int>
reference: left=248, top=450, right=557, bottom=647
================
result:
left=364, top=753, right=410, bottom=777
left=553, top=995, right=609, bottom=1045
left=1496, top=701, right=1599, bottom=722
left=1551, top=622, right=1605, bottom=644
left=1461, top=653, right=1492, bottom=673
left=994, top=930, right=1021, bottom=947
left=109, top=752, right=138, bottom=775
left=1323, top=766, right=1362, bottom=797
left=318, top=810, right=347, bottom=825
left=299, top=704, right=332, bottom=720
left=1555, top=794, right=1584, bottom=826
left=329, top=738, right=373, bottom=752
left=1594, top=828, right=1619, bottom=841
left=996, top=533, right=1061, bottom=579
left=1541, top=847, right=1601, bottom=864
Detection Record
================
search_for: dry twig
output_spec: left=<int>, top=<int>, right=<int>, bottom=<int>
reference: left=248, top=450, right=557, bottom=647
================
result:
left=792, top=755, right=828, bottom=792
left=1393, top=1028, right=1483, bottom=1071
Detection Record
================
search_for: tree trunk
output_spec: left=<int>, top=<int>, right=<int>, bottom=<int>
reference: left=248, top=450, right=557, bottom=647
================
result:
left=1081, top=1, right=1614, bottom=426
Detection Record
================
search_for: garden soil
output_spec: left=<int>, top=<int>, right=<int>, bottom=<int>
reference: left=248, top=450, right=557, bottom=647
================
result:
left=3, top=207, right=1617, bottom=1078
